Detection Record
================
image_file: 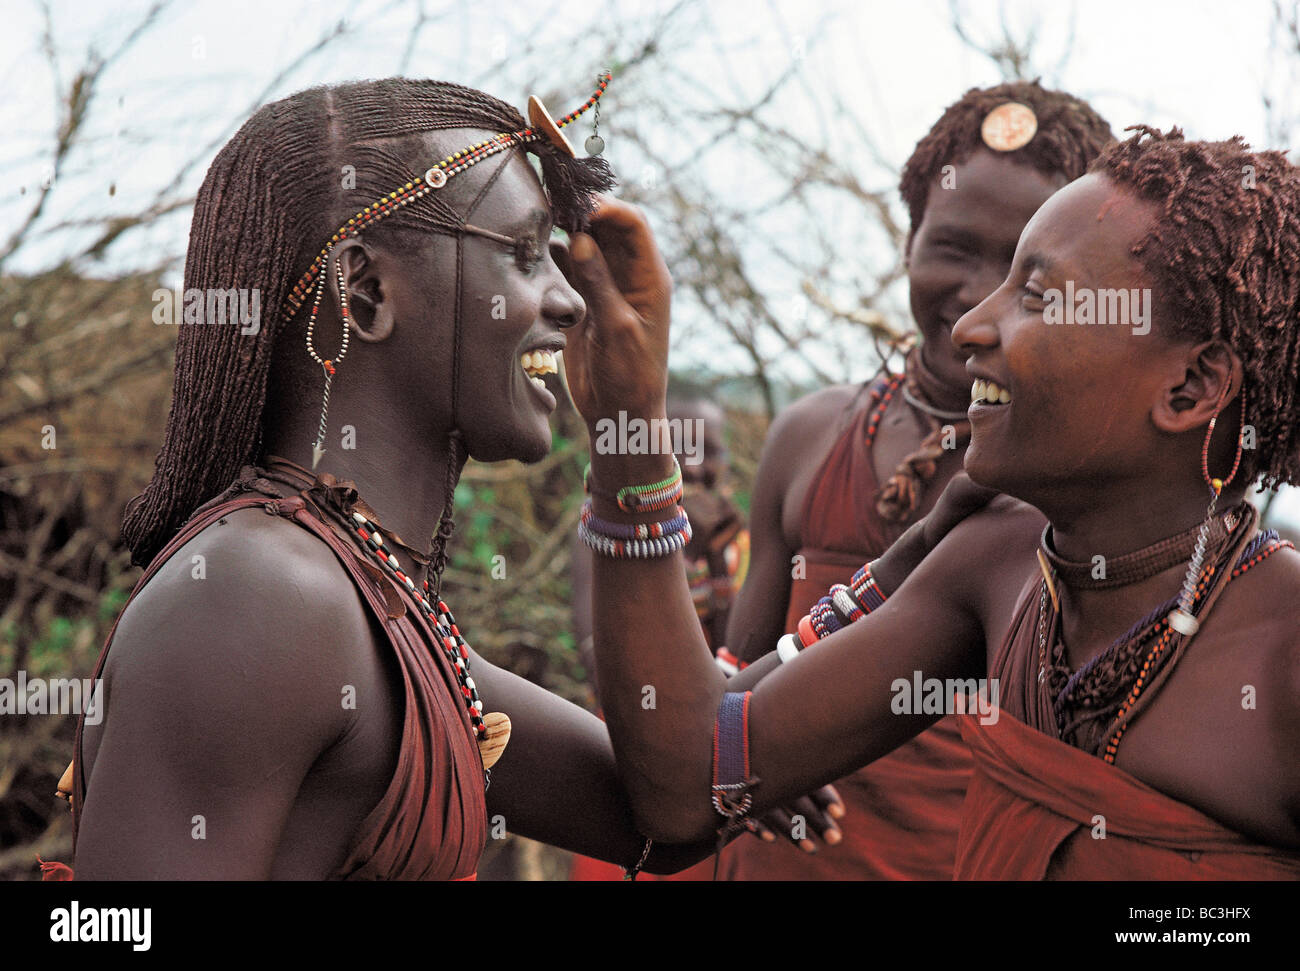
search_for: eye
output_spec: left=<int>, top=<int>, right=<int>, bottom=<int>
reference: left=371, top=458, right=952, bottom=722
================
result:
left=929, top=237, right=971, bottom=260
left=1021, top=281, right=1047, bottom=309
left=514, top=232, right=544, bottom=272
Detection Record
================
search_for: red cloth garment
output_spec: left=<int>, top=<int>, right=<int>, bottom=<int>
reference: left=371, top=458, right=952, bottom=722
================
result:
left=722, top=382, right=973, bottom=880
left=71, top=470, right=487, bottom=880
left=954, top=575, right=1300, bottom=880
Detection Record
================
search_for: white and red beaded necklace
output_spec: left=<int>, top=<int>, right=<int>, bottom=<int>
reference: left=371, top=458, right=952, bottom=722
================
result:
left=343, top=509, right=486, bottom=741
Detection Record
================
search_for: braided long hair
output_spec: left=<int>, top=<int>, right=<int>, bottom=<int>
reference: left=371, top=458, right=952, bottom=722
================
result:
left=123, top=79, right=614, bottom=572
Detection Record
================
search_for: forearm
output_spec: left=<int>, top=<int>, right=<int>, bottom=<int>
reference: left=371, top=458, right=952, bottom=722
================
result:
left=474, top=648, right=718, bottom=869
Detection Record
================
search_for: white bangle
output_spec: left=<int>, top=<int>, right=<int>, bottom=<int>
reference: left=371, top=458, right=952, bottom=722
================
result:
left=776, top=633, right=801, bottom=664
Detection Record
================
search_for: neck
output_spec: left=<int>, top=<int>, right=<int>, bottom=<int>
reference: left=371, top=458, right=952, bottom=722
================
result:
left=262, top=418, right=459, bottom=588
left=1037, top=477, right=1248, bottom=666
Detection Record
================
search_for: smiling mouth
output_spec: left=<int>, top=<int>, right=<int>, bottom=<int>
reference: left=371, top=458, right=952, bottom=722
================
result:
left=971, top=378, right=1012, bottom=406
left=521, top=348, right=559, bottom=391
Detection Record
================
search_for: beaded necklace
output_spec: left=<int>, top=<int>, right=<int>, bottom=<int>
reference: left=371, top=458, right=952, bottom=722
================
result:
left=863, top=372, right=906, bottom=449
left=343, top=508, right=487, bottom=742
left=1034, top=508, right=1292, bottom=761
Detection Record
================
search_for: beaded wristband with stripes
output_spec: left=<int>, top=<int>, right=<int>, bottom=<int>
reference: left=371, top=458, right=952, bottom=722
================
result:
left=580, top=499, right=689, bottom=540
left=578, top=517, right=692, bottom=559
left=585, top=457, right=684, bottom=513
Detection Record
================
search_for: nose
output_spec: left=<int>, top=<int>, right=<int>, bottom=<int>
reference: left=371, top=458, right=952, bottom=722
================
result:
left=543, top=254, right=586, bottom=329
left=950, top=285, right=1002, bottom=359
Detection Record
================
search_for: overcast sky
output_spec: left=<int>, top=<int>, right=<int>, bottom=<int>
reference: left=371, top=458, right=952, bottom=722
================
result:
left=7, top=0, right=1300, bottom=522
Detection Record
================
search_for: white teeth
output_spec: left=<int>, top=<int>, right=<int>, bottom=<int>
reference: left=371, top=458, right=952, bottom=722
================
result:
left=530, top=375, right=546, bottom=390
left=521, top=348, right=559, bottom=377
left=971, top=378, right=1012, bottom=405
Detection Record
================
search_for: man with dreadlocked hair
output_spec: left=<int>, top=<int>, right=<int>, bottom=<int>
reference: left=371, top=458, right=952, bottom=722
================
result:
left=565, top=125, right=1300, bottom=879
left=720, top=80, right=1114, bottom=880
left=64, top=76, right=748, bottom=880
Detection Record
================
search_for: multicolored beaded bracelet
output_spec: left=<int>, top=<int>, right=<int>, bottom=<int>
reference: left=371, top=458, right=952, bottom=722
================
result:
left=580, top=499, right=689, bottom=540
left=578, top=518, right=693, bottom=559
left=793, top=559, right=890, bottom=650
left=584, top=457, right=684, bottom=513
left=711, top=691, right=758, bottom=837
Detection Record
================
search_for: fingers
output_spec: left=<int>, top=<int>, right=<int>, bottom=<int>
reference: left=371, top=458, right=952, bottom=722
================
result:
left=791, top=795, right=841, bottom=847
left=565, top=231, right=634, bottom=337
left=812, top=784, right=846, bottom=821
left=583, top=197, right=672, bottom=316
left=924, top=472, right=1001, bottom=546
left=943, top=472, right=1001, bottom=516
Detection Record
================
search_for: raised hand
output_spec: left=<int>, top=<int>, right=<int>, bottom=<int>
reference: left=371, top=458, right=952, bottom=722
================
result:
left=551, top=198, right=673, bottom=427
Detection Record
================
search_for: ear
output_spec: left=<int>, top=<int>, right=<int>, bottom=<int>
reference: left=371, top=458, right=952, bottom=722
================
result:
left=335, top=240, right=394, bottom=343
left=1153, top=340, right=1243, bottom=434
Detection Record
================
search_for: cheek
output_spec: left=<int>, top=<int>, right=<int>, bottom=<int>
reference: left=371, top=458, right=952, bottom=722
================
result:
left=909, top=256, right=962, bottom=310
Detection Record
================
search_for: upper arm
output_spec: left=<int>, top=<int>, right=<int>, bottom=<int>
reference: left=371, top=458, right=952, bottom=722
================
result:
left=728, top=389, right=850, bottom=661
left=75, top=513, right=363, bottom=879
left=744, top=504, right=1018, bottom=812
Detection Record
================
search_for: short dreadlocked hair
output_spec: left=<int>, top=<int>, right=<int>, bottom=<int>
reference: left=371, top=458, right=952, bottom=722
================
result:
left=1092, top=126, right=1300, bottom=489
left=123, top=78, right=615, bottom=567
left=899, top=79, right=1115, bottom=234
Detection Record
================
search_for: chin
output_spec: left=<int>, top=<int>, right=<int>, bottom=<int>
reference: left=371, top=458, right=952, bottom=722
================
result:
left=962, top=441, right=1012, bottom=493
left=466, top=422, right=552, bottom=465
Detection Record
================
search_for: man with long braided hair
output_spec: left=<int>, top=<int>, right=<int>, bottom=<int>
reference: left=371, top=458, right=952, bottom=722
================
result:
left=568, top=126, right=1300, bottom=879
left=722, top=80, right=1115, bottom=880
left=66, top=76, right=745, bottom=880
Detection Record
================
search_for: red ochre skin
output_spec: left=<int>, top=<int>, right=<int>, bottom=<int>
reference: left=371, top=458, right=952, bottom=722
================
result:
left=730, top=148, right=1064, bottom=668
left=566, top=179, right=1300, bottom=859
left=715, top=150, right=1062, bottom=878
left=74, top=131, right=735, bottom=880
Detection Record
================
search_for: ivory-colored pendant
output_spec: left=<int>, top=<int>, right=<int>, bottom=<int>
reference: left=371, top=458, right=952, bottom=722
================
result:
left=981, top=102, right=1037, bottom=152
left=527, top=96, right=577, bottom=158
left=477, top=711, right=511, bottom=770
left=56, top=760, right=74, bottom=804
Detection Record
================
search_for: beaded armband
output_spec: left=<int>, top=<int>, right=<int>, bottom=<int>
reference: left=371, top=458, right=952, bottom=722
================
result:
left=711, top=691, right=759, bottom=836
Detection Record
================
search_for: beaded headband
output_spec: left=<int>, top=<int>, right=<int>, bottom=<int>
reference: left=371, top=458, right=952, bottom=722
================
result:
left=281, top=71, right=612, bottom=325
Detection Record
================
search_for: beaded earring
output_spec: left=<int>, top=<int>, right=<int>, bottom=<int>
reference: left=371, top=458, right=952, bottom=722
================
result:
left=306, top=261, right=352, bottom=470
left=1167, top=381, right=1246, bottom=636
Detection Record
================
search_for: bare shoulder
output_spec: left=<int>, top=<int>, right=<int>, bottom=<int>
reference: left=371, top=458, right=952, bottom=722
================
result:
left=102, top=507, right=373, bottom=732
left=936, top=493, right=1045, bottom=564
left=756, top=382, right=866, bottom=506
left=764, top=383, right=863, bottom=452
left=908, top=493, right=1045, bottom=619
